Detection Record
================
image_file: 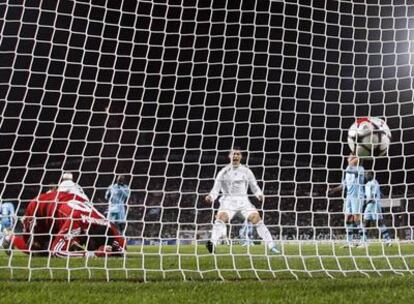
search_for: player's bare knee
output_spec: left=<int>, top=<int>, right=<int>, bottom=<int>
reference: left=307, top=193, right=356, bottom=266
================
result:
left=216, top=212, right=228, bottom=223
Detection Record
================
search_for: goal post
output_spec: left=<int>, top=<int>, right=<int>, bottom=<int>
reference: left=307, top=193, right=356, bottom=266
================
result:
left=1, top=0, right=414, bottom=281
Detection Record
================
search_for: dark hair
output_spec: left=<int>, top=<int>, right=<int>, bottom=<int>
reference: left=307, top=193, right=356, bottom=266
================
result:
left=117, top=175, right=127, bottom=184
left=231, top=146, right=244, bottom=155
left=365, top=171, right=374, bottom=181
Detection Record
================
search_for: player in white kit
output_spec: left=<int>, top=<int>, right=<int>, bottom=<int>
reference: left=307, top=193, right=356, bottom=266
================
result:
left=205, top=149, right=280, bottom=254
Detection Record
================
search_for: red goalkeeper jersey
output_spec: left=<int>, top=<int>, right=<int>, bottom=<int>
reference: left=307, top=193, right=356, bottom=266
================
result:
left=20, top=190, right=126, bottom=258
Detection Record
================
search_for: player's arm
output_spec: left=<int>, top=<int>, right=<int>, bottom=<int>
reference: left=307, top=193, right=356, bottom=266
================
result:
left=107, top=222, right=127, bottom=255
left=328, top=184, right=343, bottom=196
left=247, top=169, right=264, bottom=202
left=51, top=217, right=126, bottom=258
left=365, top=183, right=375, bottom=205
left=328, top=176, right=345, bottom=196
left=50, top=219, right=93, bottom=258
left=122, top=186, right=131, bottom=203
left=105, top=187, right=111, bottom=201
left=52, top=237, right=115, bottom=258
left=205, top=169, right=224, bottom=203
left=86, top=223, right=126, bottom=257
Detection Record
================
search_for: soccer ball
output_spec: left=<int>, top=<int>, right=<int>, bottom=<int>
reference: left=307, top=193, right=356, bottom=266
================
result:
left=347, top=117, right=391, bottom=157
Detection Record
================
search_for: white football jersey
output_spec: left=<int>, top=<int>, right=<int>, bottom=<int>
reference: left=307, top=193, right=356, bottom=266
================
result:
left=209, top=164, right=262, bottom=201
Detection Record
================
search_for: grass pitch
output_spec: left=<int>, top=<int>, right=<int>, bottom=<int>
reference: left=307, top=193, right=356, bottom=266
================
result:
left=1, top=242, right=414, bottom=303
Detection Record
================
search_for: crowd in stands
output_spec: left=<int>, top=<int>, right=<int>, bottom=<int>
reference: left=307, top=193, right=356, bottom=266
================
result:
left=3, top=166, right=404, bottom=241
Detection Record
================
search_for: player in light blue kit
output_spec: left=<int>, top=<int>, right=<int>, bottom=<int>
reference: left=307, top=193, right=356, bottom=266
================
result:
left=105, top=175, right=130, bottom=234
left=0, top=201, right=15, bottom=247
left=329, top=154, right=366, bottom=247
left=364, top=171, right=392, bottom=246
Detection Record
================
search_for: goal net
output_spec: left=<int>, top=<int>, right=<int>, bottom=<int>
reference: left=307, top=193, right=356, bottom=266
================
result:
left=1, top=0, right=414, bottom=281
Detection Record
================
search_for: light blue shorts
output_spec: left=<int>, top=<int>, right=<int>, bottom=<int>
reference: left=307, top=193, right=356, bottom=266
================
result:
left=108, top=212, right=126, bottom=223
left=345, top=197, right=363, bottom=215
left=364, top=202, right=383, bottom=221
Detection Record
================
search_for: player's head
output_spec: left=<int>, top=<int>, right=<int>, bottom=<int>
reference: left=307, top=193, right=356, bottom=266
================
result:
left=365, top=171, right=374, bottom=182
left=229, top=148, right=243, bottom=166
left=62, top=172, right=73, bottom=181
left=347, top=153, right=359, bottom=166
left=116, top=175, right=127, bottom=184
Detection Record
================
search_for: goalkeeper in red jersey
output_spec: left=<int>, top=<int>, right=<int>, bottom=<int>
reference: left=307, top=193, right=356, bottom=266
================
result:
left=4, top=188, right=126, bottom=258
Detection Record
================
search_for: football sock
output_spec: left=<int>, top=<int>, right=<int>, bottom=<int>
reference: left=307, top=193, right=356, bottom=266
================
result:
left=255, top=221, right=275, bottom=249
left=356, top=221, right=366, bottom=243
left=380, top=224, right=391, bottom=240
left=346, top=222, right=354, bottom=243
left=211, top=219, right=226, bottom=246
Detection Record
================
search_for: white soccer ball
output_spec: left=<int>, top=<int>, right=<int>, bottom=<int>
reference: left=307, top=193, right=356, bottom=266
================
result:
left=347, top=117, right=391, bottom=157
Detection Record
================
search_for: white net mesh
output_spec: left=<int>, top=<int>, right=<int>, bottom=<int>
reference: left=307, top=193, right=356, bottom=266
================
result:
left=1, top=0, right=414, bottom=281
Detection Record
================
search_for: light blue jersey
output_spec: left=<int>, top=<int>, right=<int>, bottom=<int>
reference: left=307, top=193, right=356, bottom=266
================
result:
left=343, top=165, right=365, bottom=214
left=364, top=179, right=383, bottom=220
left=0, top=202, right=15, bottom=247
left=105, top=183, right=130, bottom=222
left=1, top=202, right=15, bottom=230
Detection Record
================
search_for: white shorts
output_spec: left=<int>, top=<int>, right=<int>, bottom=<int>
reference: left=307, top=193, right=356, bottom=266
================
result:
left=218, top=197, right=258, bottom=221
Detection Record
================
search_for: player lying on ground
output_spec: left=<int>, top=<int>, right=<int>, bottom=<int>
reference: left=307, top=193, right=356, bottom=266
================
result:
left=364, top=171, right=392, bottom=246
left=3, top=189, right=126, bottom=258
left=205, top=148, right=280, bottom=254
left=329, top=153, right=366, bottom=248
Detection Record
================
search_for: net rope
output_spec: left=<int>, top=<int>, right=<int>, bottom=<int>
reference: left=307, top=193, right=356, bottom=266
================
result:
left=0, top=0, right=413, bottom=281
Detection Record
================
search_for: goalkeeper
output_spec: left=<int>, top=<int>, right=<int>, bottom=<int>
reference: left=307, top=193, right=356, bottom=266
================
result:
left=205, top=149, right=280, bottom=254
left=4, top=185, right=126, bottom=258
left=364, top=171, right=392, bottom=246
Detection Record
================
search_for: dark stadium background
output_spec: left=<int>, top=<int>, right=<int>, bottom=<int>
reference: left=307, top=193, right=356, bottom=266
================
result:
left=0, top=0, right=413, bottom=240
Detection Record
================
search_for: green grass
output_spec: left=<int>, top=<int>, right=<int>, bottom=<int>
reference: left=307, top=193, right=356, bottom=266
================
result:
left=1, top=242, right=414, bottom=303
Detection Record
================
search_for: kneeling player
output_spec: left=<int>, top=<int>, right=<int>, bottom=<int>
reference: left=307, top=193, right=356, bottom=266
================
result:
left=364, top=171, right=392, bottom=246
left=4, top=188, right=126, bottom=258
